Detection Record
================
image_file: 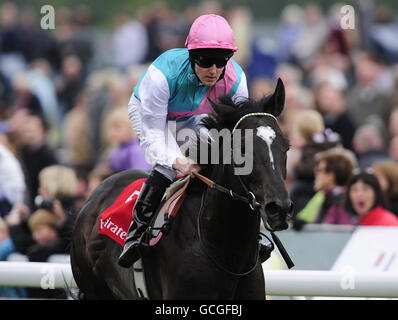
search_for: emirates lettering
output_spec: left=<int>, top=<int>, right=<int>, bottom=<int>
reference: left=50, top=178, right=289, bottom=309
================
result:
left=100, top=217, right=127, bottom=240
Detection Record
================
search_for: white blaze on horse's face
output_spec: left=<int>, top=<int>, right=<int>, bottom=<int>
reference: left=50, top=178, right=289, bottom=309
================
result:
left=256, top=126, right=276, bottom=170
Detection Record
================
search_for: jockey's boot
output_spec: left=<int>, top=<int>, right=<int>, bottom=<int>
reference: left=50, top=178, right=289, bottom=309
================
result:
left=118, top=171, right=171, bottom=268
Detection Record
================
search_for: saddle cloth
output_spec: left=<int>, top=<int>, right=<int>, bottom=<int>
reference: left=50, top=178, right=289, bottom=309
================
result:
left=98, top=176, right=190, bottom=246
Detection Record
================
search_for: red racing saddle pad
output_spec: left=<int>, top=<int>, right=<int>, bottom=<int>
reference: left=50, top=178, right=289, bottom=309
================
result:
left=98, top=178, right=146, bottom=246
left=98, top=176, right=190, bottom=247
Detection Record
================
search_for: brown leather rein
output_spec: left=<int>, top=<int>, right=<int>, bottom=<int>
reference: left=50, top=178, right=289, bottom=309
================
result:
left=193, top=172, right=262, bottom=211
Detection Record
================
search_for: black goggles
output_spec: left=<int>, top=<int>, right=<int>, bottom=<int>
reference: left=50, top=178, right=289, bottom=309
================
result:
left=193, top=53, right=233, bottom=68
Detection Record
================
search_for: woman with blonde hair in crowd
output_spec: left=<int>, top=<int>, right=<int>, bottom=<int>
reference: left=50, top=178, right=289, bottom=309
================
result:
left=7, top=165, right=79, bottom=259
left=104, top=106, right=151, bottom=173
left=4, top=165, right=79, bottom=297
left=288, top=109, right=341, bottom=217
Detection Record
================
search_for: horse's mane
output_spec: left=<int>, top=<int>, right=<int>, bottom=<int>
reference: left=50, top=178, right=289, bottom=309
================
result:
left=201, top=94, right=273, bottom=131
left=183, top=94, right=276, bottom=169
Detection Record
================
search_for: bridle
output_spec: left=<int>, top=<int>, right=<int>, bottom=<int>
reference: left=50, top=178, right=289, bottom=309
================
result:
left=195, top=112, right=278, bottom=212
left=194, top=172, right=262, bottom=211
left=194, top=112, right=294, bottom=275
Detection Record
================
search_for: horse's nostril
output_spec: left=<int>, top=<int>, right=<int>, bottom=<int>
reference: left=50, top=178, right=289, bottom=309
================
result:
left=264, top=201, right=290, bottom=231
left=265, top=200, right=293, bottom=217
left=264, top=201, right=279, bottom=217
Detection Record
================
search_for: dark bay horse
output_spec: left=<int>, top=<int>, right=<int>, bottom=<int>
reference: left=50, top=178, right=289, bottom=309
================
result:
left=70, top=78, right=293, bottom=299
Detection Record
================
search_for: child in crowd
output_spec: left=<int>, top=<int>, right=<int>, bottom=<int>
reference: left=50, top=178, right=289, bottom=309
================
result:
left=7, top=165, right=78, bottom=259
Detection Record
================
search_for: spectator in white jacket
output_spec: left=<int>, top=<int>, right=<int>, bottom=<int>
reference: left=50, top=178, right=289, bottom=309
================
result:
left=0, top=143, right=26, bottom=216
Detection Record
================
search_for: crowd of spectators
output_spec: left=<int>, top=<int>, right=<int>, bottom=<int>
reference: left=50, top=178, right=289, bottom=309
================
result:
left=0, top=0, right=398, bottom=298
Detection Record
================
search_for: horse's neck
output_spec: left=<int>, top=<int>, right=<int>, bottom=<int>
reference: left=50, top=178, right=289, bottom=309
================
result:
left=213, top=164, right=260, bottom=229
left=200, top=164, right=260, bottom=259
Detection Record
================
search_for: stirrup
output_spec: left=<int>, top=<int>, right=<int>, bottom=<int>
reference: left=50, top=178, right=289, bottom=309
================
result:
left=119, top=230, right=150, bottom=268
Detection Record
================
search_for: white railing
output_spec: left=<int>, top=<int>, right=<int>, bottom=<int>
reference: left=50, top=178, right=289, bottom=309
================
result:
left=0, top=261, right=76, bottom=289
left=264, top=270, right=398, bottom=298
left=0, top=261, right=397, bottom=298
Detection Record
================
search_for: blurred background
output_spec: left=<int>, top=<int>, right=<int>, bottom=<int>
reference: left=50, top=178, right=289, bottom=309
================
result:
left=0, top=0, right=396, bottom=174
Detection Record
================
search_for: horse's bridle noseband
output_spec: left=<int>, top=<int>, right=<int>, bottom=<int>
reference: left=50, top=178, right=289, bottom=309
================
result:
left=195, top=112, right=295, bottom=271
left=195, top=112, right=279, bottom=212
left=193, top=172, right=262, bottom=212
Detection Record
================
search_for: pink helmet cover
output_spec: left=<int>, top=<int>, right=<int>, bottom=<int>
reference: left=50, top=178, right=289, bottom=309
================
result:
left=185, top=14, right=238, bottom=52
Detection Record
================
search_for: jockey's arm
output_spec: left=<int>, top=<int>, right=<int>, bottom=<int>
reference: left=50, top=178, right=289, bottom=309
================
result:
left=231, top=71, right=249, bottom=103
left=131, top=64, right=194, bottom=174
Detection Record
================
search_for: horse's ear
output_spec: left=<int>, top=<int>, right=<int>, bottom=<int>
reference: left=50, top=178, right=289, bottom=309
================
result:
left=208, top=97, right=234, bottom=115
left=266, top=78, right=285, bottom=117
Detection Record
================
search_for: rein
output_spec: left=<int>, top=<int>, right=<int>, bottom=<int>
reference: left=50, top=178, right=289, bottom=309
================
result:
left=193, top=112, right=294, bottom=272
left=194, top=112, right=279, bottom=211
left=193, top=172, right=261, bottom=211
left=194, top=170, right=294, bottom=270
left=196, top=186, right=260, bottom=277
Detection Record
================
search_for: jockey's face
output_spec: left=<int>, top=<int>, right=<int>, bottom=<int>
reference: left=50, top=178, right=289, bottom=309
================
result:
left=194, top=63, right=224, bottom=86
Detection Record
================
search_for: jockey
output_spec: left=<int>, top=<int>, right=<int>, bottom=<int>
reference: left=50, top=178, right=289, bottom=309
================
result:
left=118, top=14, right=249, bottom=268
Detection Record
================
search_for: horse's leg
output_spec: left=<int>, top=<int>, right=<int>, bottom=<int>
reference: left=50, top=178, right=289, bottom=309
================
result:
left=70, top=206, right=114, bottom=299
left=71, top=170, right=149, bottom=299
left=89, top=220, right=138, bottom=299
left=70, top=230, right=99, bottom=299
left=234, top=264, right=265, bottom=300
left=145, top=242, right=239, bottom=299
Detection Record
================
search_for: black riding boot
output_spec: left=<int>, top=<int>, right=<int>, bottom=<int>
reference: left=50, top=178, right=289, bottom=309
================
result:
left=118, top=171, right=172, bottom=268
